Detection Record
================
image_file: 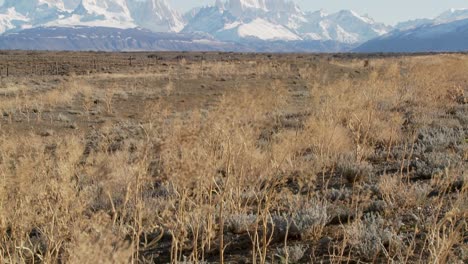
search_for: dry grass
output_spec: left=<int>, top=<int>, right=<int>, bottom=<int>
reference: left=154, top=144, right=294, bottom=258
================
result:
left=0, top=53, right=466, bottom=263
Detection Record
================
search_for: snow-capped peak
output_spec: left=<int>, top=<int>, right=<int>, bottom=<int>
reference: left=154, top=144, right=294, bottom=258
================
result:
left=50, top=0, right=136, bottom=29
left=0, top=0, right=185, bottom=33
left=43, top=0, right=184, bottom=32
left=184, top=1, right=389, bottom=44
left=331, top=10, right=375, bottom=24
left=0, top=0, right=75, bottom=33
left=127, top=0, right=185, bottom=32
left=303, top=9, right=391, bottom=43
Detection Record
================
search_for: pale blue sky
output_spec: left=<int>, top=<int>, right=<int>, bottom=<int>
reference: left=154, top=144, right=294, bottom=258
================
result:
left=0, top=0, right=466, bottom=25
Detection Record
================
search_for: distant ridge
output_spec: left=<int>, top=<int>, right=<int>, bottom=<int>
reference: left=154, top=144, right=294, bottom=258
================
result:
left=355, top=17, right=468, bottom=52
left=0, top=26, right=354, bottom=52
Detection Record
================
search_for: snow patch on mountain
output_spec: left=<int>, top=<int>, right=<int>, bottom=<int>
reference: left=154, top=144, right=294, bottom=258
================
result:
left=348, top=10, right=373, bottom=24
left=238, top=18, right=301, bottom=40
left=223, top=21, right=241, bottom=30
left=335, top=24, right=359, bottom=43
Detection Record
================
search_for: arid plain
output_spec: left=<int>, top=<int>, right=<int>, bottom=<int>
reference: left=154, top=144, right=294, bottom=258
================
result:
left=0, top=51, right=466, bottom=263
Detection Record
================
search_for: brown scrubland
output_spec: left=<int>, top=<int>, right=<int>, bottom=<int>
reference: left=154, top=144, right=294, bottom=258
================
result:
left=0, top=52, right=466, bottom=263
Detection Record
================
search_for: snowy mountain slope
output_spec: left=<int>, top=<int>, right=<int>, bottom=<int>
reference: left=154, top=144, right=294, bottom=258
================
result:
left=183, top=4, right=301, bottom=41
left=184, top=0, right=390, bottom=44
left=49, top=0, right=136, bottom=28
left=294, top=10, right=391, bottom=43
left=225, top=0, right=307, bottom=32
left=183, top=6, right=234, bottom=37
left=237, top=18, right=300, bottom=40
left=0, top=0, right=185, bottom=33
left=0, top=0, right=393, bottom=43
left=0, top=0, right=71, bottom=33
left=355, top=18, right=468, bottom=52
left=322, top=10, right=390, bottom=42
left=127, top=0, right=185, bottom=32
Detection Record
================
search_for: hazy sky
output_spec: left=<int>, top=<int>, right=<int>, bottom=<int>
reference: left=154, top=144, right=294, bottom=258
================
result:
left=0, top=0, right=466, bottom=25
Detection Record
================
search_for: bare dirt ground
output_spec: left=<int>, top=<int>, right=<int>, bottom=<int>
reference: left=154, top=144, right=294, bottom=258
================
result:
left=0, top=51, right=466, bottom=263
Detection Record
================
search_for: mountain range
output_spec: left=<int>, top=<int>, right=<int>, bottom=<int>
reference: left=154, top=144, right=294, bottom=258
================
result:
left=182, top=1, right=390, bottom=44
left=0, top=0, right=466, bottom=52
left=355, top=9, right=468, bottom=52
